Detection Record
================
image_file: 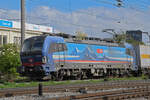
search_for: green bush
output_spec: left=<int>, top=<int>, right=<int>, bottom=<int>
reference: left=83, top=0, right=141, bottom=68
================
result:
left=0, top=44, right=21, bottom=81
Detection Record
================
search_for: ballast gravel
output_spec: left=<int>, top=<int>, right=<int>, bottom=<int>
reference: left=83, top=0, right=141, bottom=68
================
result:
left=0, top=89, right=149, bottom=100
left=0, top=92, right=81, bottom=100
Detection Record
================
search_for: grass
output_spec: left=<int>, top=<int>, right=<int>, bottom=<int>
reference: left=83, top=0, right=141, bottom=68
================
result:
left=108, top=76, right=146, bottom=81
left=0, top=76, right=148, bottom=89
left=0, top=79, right=104, bottom=89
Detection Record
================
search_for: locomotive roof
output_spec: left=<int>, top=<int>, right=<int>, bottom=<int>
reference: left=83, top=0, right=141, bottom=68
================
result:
left=42, top=33, right=122, bottom=47
left=64, top=38, right=120, bottom=47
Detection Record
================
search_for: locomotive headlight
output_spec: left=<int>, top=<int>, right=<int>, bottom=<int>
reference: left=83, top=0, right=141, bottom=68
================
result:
left=42, top=56, right=47, bottom=64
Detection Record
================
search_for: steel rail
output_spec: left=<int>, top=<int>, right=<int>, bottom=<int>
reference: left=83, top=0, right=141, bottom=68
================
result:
left=48, top=88, right=150, bottom=100
left=0, top=80, right=150, bottom=98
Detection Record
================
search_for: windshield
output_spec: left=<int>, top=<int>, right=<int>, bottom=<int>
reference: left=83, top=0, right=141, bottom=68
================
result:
left=21, top=36, right=46, bottom=52
left=22, top=39, right=31, bottom=52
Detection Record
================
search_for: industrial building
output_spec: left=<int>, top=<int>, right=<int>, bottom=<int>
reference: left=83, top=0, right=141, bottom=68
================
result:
left=0, top=19, right=53, bottom=45
left=126, top=30, right=150, bottom=45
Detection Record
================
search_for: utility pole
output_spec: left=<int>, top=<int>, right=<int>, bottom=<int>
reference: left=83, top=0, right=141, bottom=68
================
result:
left=21, top=0, right=25, bottom=46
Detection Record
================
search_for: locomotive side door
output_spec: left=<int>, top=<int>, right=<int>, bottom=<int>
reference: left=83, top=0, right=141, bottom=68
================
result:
left=50, top=42, right=67, bottom=69
left=57, top=43, right=67, bottom=68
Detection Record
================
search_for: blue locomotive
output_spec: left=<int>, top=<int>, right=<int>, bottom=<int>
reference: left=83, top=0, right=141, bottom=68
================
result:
left=19, top=35, right=139, bottom=80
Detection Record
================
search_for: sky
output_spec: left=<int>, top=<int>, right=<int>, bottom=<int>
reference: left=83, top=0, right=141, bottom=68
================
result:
left=0, top=0, right=150, bottom=39
left=1, top=0, right=150, bottom=12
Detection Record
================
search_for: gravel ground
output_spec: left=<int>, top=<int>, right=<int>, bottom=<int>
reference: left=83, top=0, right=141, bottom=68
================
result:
left=0, top=92, right=81, bottom=100
left=0, top=88, right=149, bottom=100
left=0, top=94, right=148, bottom=100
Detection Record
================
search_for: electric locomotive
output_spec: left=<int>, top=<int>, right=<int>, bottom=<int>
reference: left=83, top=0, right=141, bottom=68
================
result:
left=19, top=35, right=137, bottom=80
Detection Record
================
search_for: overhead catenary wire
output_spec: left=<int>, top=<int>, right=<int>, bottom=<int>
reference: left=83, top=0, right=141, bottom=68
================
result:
left=0, top=0, right=149, bottom=35
left=27, top=15, right=101, bottom=29
left=26, top=0, right=150, bottom=19
left=26, top=0, right=123, bottom=28
left=25, top=0, right=120, bottom=31
left=23, top=0, right=150, bottom=35
left=1, top=0, right=148, bottom=23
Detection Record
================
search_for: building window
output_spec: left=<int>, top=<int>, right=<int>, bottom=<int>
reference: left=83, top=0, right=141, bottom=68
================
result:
left=0, top=35, right=7, bottom=45
left=14, top=36, right=21, bottom=45
left=0, top=35, right=2, bottom=45
left=3, top=35, right=7, bottom=44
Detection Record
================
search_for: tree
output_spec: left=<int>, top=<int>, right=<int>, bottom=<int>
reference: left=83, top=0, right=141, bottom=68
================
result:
left=75, top=31, right=87, bottom=40
left=0, top=44, right=21, bottom=81
left=126, top=36, right=144, bottom=45
left=115, top=33, right=126, bottom=44
left=114, top=31, right=144, bottom=45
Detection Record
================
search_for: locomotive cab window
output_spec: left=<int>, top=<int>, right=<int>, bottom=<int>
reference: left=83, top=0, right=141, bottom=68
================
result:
left=21, top=36, right=45, bottom=52
left=21, top=39, right=32, bottom=52
left=32, top=42, right=43, bottom=51
left=49, top=43, right=67, bottom=53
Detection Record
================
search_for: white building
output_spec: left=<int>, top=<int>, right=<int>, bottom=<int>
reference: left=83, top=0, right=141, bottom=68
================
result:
left=0, top=19, right=53, bottom=45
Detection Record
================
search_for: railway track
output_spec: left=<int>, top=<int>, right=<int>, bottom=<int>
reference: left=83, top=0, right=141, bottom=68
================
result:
left=48, top=88, right=150, bottom=100
left=0, top=80, right=150, bottom=99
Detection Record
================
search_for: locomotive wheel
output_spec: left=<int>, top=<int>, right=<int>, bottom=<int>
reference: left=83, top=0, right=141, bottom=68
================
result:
left=51, top=71, right=64, bottom=81
left=51, top=72, right=57, bottom=81
left=57, top=70, right=64, bottom=81
left=57, top=73, right=64, bottom=81
left=86, top=72, right=93, bottom=79
left=75, top=73, right=83, bottom=80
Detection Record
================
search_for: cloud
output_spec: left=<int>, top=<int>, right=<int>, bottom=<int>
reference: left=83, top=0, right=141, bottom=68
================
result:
left=0, top=9, right=20, bottom=20
left=0, top=6, right=150, bottom=38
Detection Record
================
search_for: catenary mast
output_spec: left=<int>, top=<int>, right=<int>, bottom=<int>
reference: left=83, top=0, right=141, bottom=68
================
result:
left=21, top=0, right=25, bottom=46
